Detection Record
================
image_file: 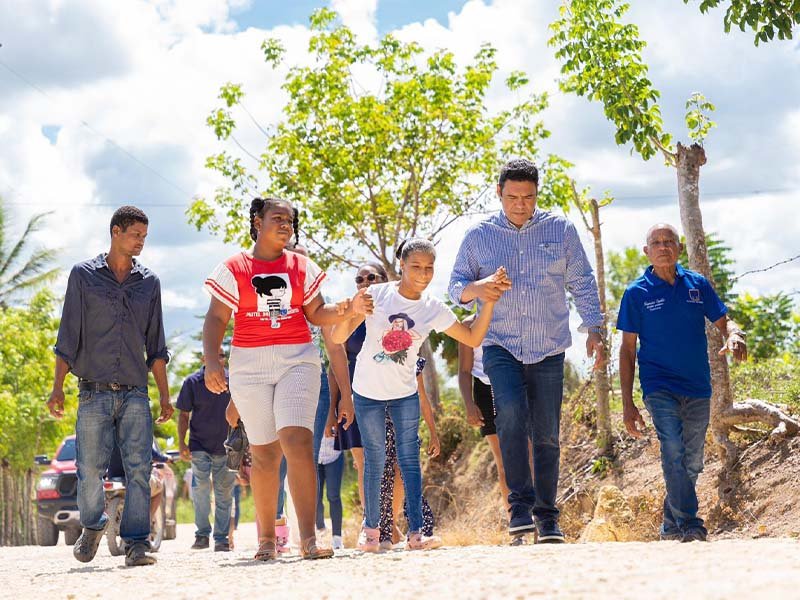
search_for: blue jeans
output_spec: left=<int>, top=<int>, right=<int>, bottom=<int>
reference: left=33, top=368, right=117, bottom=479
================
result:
left=276, top=458, right=287, bottom=519
left=232, top=483, right=241, bottom=529
left=643, top=390, right=710, bottom=535
left=312, top=369, right=343, bottom=534
left=75, top=386, right=152, bottom=545
left=315, top=455, right=344, bottom=535
left=191, top=451, right=236, bottom=543
left=354, top=391, right=423, bottom=532
left=483, top=346, right=564, bottom=527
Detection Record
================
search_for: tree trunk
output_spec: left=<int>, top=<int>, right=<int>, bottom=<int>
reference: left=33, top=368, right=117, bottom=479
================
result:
left=589, top=199, right=613, bottom=454
left=675, top=142, right=799, bottom=467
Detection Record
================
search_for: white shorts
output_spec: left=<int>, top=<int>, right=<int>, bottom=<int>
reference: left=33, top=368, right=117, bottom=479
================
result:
left=229, top=343, right=321, bottom=446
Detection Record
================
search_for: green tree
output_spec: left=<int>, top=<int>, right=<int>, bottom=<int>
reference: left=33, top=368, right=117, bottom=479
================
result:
left=190, top=8, right=554, bottom=407
left=0, top=200, right=58, bottom=308
left=682, top=0, right=800, bottom=45
left=0, top=292, right=77, bottom=545
left=729, top=292, right=798, bottom=360
left=550, top=0, right=799, bottom=464
left=189, top=8, right=552, bottom=272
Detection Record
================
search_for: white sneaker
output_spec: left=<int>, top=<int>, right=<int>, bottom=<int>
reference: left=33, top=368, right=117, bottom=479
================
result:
left=332, top=535, right=344, bottom=550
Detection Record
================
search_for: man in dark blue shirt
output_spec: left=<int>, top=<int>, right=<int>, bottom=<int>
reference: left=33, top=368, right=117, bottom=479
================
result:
left=617, top=223, right=746, bottom=543
left=177, top=350, right=235, bottom=552
left=48, top=206, right=172, bottom=567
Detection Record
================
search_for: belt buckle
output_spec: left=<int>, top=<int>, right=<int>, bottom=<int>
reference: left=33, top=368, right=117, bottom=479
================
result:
left=109, top=382, right=121, bottom=391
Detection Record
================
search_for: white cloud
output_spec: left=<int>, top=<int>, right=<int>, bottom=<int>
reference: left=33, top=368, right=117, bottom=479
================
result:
left=1, top=0, right=798, bottom=366
left=332, top=0, right=378, bottom=41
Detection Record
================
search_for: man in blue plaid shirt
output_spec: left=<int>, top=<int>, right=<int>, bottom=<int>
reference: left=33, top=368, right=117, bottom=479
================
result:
left=449, top=158, right=603, bottom=544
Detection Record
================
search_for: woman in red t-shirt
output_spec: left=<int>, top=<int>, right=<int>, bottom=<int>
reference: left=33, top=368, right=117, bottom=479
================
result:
left=203, top=197, right=367, bottom=561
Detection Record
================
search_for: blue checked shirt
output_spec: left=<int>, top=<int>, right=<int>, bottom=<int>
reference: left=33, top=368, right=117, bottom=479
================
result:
left=448, top=210, right=603, bottom=364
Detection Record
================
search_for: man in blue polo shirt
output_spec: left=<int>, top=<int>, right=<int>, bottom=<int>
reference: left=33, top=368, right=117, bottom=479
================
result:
left=618, top=223, right=746, bottom=543
left=177, top=349, right=236, bottom=552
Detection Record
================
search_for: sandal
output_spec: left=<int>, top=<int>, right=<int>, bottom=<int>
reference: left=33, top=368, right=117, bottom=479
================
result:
left=254, top=539, right=277, bottom=561
left=300, top=536, right=334, bottom=560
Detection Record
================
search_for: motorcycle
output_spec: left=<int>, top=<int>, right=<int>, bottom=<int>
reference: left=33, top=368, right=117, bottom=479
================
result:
left=103, top=462, right=168, bottom=556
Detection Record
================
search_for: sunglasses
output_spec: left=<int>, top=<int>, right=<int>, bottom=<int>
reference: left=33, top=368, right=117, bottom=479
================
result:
left=355, top=273, right=383, bottom=284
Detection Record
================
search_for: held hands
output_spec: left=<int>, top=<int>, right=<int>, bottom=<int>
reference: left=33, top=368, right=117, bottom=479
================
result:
left=623, top=403, right=647, bottom=439
left=719, top=332, right=747, bottom=362
left=473, top=267, right=512, bottom=303
left=204, top=359, right=228, bottom=395
left=349, top=287, right=374, bottom=316
left=47, top=389, right=65, bottom=419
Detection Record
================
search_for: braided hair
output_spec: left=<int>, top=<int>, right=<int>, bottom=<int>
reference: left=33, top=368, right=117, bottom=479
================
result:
left=249, top=197, right=293, bottom=243
left=291, top=207, right=300, bottom=248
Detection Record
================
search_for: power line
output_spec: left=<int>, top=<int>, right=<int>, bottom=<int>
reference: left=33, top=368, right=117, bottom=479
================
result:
left=0, top=55, right=194, bottom=199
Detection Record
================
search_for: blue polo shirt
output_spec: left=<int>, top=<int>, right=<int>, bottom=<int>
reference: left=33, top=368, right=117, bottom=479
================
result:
left=176, top=367, right=231, bottom=456
left=616, top=264, right=727, bottom=398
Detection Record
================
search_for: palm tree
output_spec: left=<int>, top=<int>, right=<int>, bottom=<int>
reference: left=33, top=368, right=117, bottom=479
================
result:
left=0, top=199, right=59, bottom=308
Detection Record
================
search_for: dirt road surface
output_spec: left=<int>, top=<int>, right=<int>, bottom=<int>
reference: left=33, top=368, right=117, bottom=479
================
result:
left=3, top=523, right=799, bottom=599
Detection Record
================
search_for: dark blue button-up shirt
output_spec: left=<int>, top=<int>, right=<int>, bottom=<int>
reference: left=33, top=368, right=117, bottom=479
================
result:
left=54, top=254, right=169, bottom=387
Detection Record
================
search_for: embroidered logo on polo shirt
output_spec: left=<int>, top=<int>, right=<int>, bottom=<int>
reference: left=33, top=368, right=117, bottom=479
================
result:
left=687, top=288, right=702, bottom=304
left=644, top=298, right=666, bottom=312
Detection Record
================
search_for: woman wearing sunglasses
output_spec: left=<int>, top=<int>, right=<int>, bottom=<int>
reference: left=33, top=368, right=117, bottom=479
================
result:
left=324, top=262, right=388, bottom=510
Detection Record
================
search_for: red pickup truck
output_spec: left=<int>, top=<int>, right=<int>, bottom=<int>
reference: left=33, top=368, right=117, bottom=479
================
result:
left=35, top=435, right=179, bottom=546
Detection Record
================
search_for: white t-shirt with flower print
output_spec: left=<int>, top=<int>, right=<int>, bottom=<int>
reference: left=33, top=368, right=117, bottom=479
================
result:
left=352, top=282, right=457, bottom=401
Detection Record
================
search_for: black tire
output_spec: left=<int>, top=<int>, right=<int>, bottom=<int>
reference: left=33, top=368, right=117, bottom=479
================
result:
left=36, top=515, right=58, bottom=546
left=164, top=495, right=177, bottom=540
left=149, top=497, right=165, bottom=552
left=106, top=496, right=126, bottom=556
left=64, top=527, right=81, bottom=546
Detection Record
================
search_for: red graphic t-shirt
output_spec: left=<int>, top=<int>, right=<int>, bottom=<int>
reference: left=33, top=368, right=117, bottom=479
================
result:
left=204, top=251, right=326, bottom=347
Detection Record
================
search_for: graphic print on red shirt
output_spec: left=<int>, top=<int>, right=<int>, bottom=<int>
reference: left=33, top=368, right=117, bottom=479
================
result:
left=204, top=251, right=326, bottom=347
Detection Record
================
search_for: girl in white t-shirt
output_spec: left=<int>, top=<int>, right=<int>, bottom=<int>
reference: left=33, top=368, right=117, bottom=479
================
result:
left=332, top=238, right=508, bottom=552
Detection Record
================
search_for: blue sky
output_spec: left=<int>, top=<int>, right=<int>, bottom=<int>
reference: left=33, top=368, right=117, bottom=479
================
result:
left=233, top=0, right=468, bottom=32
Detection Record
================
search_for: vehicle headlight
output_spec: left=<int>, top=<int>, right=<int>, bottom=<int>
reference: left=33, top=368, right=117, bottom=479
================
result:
left=37, top=475, right=58, bottom=491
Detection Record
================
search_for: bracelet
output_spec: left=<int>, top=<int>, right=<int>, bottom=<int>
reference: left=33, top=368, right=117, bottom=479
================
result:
left=588, top=326, right=602, bottom=334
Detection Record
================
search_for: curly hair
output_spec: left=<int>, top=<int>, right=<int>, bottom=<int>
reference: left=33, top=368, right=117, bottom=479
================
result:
left=110, top=205, right=148, bottom=237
